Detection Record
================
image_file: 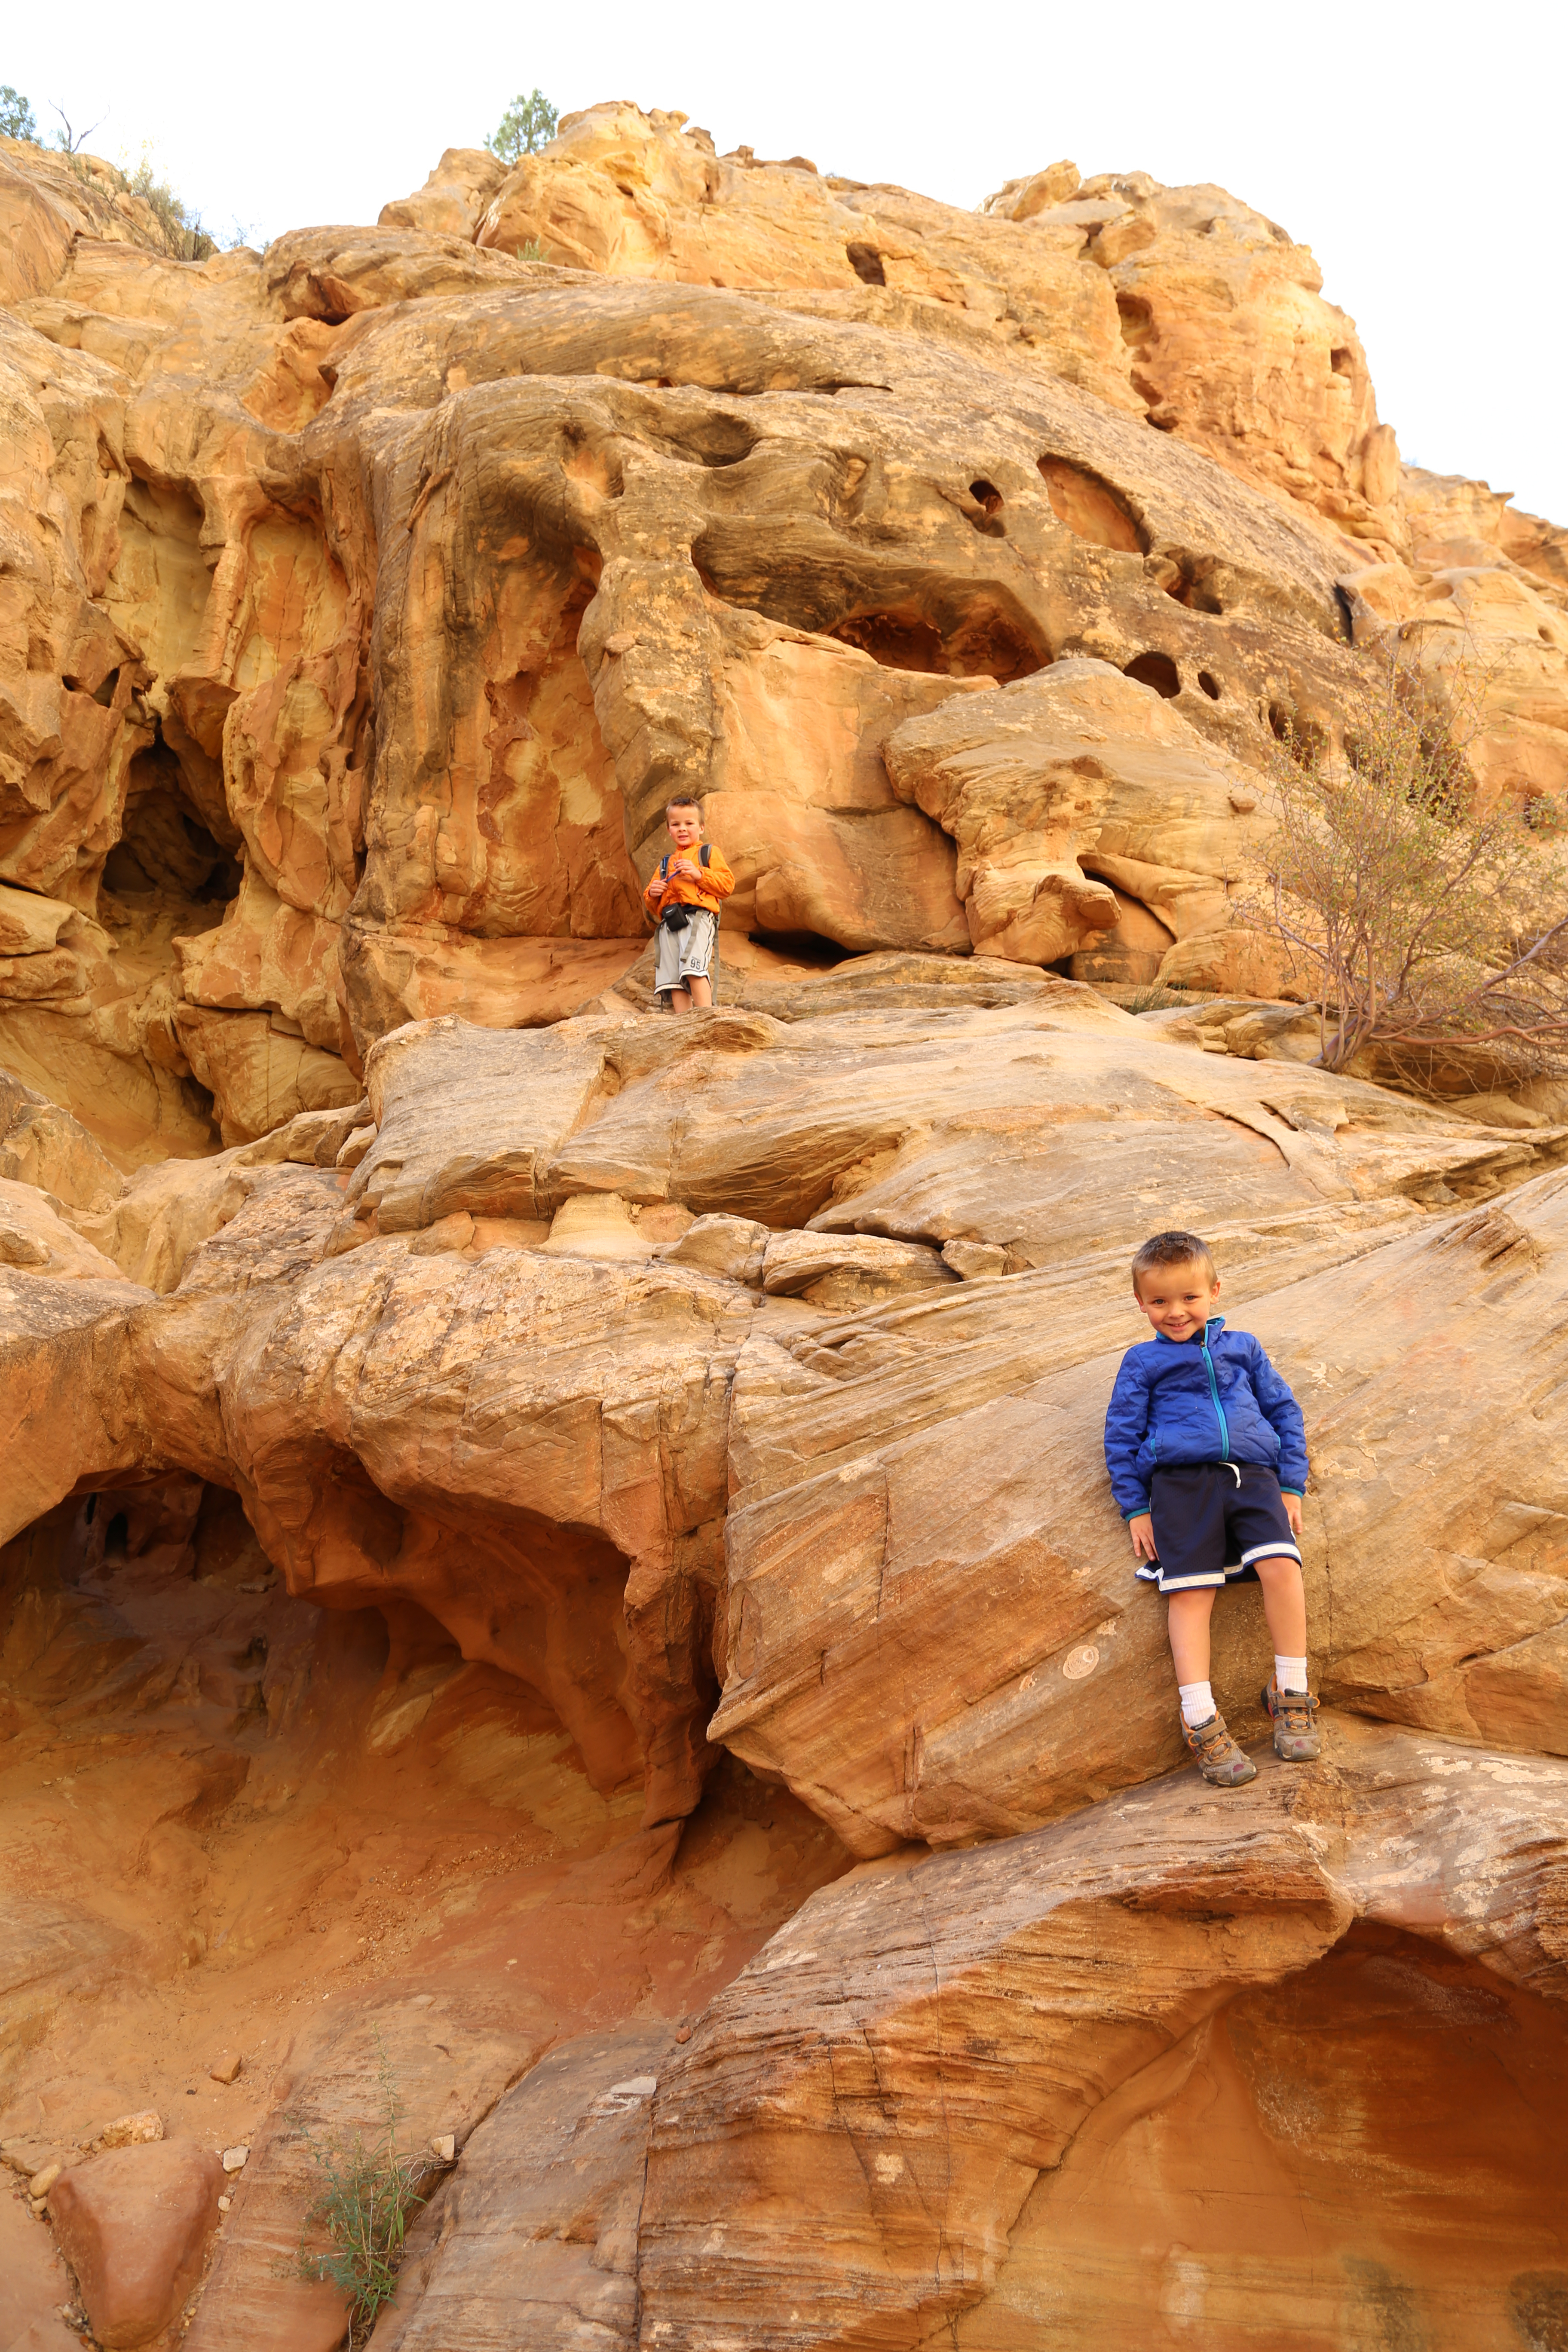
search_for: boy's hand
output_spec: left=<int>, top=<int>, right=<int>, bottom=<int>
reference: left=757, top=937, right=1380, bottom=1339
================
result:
left=1281, top=1491, right=1303, bottom=1539
left=667, top=854, right=701, bottom=881
left=1128, top=1512, right=1158, bottom=1562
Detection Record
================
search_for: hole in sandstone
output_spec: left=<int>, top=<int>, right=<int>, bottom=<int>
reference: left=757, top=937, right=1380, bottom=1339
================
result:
left=748, top=929, right=856, bottom=965
left=1038, top=456, right=1146, bottom=554
left=970, top=480, right=1003, bottom=514
left=943, top=604, right=1046, bottom=681
left=1197, top=669, right=1222, bottom=700
left=830, top=610, right=947, bottom=671
left=104, top=747, right=243, bottom=904
left=1268, top=700, right=1295, bottom=741
left=846, top=243, right=886, bottom=285
left=1162, top=558, right=1225, bottom=616
left=828, top=603, right=1045, bottom=683
left=1124, top=651, right=1181, bottom=698
left=1330, top=345, right=1354, bottom=376
left=104, top=1512, right=129, bottom=1559
left=990, top=1922, right=1568, bottom=2343
left=1116, top=292, right=1154, bottom=348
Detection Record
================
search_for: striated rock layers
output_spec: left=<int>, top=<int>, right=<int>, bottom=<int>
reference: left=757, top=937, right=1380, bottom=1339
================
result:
left=2, top=97, right=1567, bottom=2352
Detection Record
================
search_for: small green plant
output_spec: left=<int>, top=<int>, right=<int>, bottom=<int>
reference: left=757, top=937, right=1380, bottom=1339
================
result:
left=489, top=87, right=558, bottom=164
left=119, top=142, right=216, bottom=260
left=0, top=85, right=37, bottom=142
left=516, top=236, right=547, bottom=260
left=291, top=2038, right=436, bottom=2334
left=1123, top=981, right=1193, bottom=1015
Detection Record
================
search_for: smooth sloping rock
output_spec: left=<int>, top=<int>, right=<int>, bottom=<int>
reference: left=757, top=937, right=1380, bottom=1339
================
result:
left=49, top=2140, right=223, bottom=2348
left=713, top=1173, right=1568, bottom=1853
left=635, top=1719, right=1568, bottom=2350
left=182, top=1997, right=539, bottom=2352
left=372, top=2023, right=674, bottom=2350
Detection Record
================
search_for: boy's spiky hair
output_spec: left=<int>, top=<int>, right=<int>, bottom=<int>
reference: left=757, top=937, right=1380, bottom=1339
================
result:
left=1131, top=1229, right=1216, bottom=1294
left=665, top=793, right=703, bottom=818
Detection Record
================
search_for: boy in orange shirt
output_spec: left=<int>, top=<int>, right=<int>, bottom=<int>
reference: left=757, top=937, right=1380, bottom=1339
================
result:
left=643, top=795, right=735, bottom=1012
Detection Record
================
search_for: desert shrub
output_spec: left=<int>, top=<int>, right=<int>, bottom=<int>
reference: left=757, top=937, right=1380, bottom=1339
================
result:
left=489, top=88, right=558, bottom=164
left=0, top=86, right=37, bottom=142
left=1253, top=643, right=1568, bottom=1081
left=291, top=2040, right=438, bottom=2334
left=517, top=236, right=547, bottom=260
left=119, top=144, right=216, bottom=260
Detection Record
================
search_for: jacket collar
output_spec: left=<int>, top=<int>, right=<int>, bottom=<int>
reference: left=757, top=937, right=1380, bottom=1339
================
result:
left=1155, top=1315, right=1227, bottom=1347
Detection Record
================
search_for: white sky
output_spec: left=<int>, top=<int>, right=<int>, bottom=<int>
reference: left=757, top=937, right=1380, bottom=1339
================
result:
left=10, top=0, right=1563, bottom=524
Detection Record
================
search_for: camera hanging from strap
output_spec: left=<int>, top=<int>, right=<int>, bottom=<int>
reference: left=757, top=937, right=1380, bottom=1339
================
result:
left=658, top=842, right=714, bottom=932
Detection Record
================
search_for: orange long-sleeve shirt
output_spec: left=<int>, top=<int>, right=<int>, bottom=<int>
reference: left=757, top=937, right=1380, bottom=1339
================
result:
left=643, top=842, right=735, bottom=923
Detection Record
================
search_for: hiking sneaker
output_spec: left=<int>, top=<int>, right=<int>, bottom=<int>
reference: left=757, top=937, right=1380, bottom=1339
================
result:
left=1262, top=1680, right=1322, bottom=1762
left=1183, top=1710, right=1258, bottom=1788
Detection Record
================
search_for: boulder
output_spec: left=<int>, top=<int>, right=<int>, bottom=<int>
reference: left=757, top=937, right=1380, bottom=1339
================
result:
left=49, top=2140, right=223, bottom=2348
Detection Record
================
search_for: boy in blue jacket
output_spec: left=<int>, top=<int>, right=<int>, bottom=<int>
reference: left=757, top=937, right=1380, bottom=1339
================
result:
left=1103, top=1228, right=1320, bottom=1788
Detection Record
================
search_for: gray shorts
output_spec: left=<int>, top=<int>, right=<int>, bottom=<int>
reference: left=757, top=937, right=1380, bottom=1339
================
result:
left=654, top=908, right=717, bottom=997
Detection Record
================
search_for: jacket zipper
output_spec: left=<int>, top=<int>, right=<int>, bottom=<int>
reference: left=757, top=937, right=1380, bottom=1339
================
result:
left=1199, top=1325, right=1231, bottom=1460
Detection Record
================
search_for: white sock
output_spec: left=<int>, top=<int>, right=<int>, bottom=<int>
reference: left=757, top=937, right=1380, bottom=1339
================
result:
left=1275, top=1654, right=1308, bottom=1695
left=1179, top=1680, right=1216, bottom=1728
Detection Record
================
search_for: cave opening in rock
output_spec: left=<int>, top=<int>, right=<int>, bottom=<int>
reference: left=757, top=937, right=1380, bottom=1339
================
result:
left=1161, top=556, right=1226, bottom=616
left=747, top=928, right=856, bottom=966
left=1124, top=651, right=1182, bottom=698
left=830, top=609, right=948, bottom=672
left=1037, top=457, right=1146, bottom=554
left=1115, top=292, right=1154, bottom=349
left=827, top=602, right=1047, bottom=683
left=1197, top=669, right=1222, bottom=700
left=104, top=744, right=242, bottom=907
left=846, top=243, right=886, bottom=285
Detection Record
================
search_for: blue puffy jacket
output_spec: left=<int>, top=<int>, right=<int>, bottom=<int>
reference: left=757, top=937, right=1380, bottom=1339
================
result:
left=1103, top=1317, right=1308, bottom=1519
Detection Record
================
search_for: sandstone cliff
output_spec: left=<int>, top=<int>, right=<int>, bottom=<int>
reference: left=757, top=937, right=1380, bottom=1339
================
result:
left=1, top=105, right=1566, bottom=2352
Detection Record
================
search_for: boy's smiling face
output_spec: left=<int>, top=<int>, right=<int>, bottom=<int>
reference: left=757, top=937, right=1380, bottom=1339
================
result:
left=667, top=806, right=703, bottom=852
left=1134, top=1256, right=1220, bottom=1342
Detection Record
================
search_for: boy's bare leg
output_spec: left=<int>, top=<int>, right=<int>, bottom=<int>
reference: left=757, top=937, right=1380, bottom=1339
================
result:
left=1166, top=1587, right=1216, bottom=1686
left=1254, top=1556, right=1308, bottom=1657
left=667, top=975, right=712, bottom=1014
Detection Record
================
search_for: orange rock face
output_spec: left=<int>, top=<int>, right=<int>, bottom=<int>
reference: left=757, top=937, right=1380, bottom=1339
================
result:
left=1, top=98, right=1567, bottom=2352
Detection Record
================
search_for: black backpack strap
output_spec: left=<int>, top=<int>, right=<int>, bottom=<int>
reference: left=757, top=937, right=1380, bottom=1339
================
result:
left=658, top=854, right=669, bottom=879
left=701, top=844, right=711, bottom=867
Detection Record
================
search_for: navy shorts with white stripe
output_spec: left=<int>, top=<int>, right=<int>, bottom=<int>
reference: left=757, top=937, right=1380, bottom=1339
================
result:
left=1135, top=1461, right=1302, bottom=1595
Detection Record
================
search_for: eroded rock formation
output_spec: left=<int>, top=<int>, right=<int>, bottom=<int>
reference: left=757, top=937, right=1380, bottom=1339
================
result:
left=2, top=102, right=1567, bottom=2352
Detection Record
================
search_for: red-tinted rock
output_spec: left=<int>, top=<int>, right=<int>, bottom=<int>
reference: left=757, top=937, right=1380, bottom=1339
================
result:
left=50, top=2138, right=223, bottom=2346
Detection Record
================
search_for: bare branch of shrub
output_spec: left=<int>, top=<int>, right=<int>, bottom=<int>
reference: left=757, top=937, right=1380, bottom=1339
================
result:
left=1247, top=638, right=1568, bottom=1086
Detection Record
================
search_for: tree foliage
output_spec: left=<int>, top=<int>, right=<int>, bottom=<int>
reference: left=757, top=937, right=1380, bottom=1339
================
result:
left=0, top=85, right=37, bottom=142
left=489, top=88, right=558, bottom=164
left=1253, top=642, right=1568, bottom=1084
